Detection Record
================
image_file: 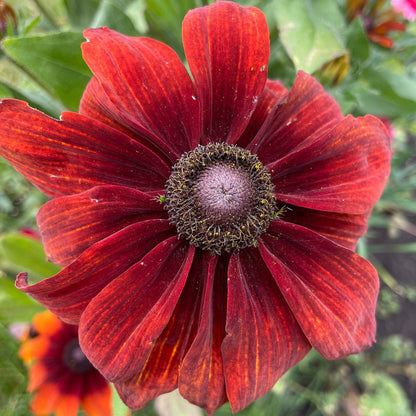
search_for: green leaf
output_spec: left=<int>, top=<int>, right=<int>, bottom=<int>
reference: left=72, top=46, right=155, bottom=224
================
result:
left=0, top=278, right=43, bottom=323
left=0, top=233, right=61, bottom=281
left=2, top=32, right=92, bottom=110
left=63, top=0, right=101, bottom=29
left=347, top=18, right=370, bottom=65
left=145, top=0, right=204, bottom=56
left=0, top=323, right=31, bottom=416
left=274, top=0, right=347, bottom=74
left=354, top=67, right=416, bottom=118
left=64, top=0, right=146, bottom=34
left=0, top=80, right=64, bottom=117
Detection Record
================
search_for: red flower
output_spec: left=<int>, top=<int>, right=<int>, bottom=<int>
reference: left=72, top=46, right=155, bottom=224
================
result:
left=18, top=310, right=112, bottom=416
left=0, top=1, right=391, bottom=414
left=347, top=0, right=406, bottom=48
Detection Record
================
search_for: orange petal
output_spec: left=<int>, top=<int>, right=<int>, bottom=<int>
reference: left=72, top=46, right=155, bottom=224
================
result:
left=27, top=362, right=49, bottom=392
left=19, top=336, right=50, bottom=362
left=82, top=373, right=112, bottom=416
left=30, top=382, right=60, bottom=415
left=33, top=310, right=63, bottom=335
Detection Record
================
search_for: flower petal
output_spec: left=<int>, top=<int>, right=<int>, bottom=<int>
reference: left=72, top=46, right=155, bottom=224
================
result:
left=30, top=382, right=60, bottom=416
left=115, top=251, right=219, bottom=411
left=82, top=28, right=200, bottom=161
left=279, top=204, right=369, bottom=251
left=223, top=248, right=310, bottom=412
left=38, top=185, right=166, bottom=266
left=236, top=80, right=288, bottom=149
left=259, top=220, right=379, bottom=359
left=16, top=220, right=175, bottom=324
left=178, top=253, right=227, bottom=414
left=248, top=71, right=344, bottom=164
left=55, top=374, right=83, bottom=416
left=183, top=1, right=269, bottom=144
left=0, top=100, right=170, bottom=197
left=79, top=238, right=195, bottom=382
left=80, top=77, right=171, bottom=167
left=81, top=372, right=112, bottom=416
left=19, top=337, right=50, bottom=363
left=33, top=310, right=63, bottom=336
left=268, top=114, right=391, bottom=214
left=26, top=362, right=49, bottom=392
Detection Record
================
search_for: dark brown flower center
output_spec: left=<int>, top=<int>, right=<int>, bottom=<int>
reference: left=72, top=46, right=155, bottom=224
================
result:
left=63, top=339, right=93, bottom=373
left=164, top=142, right=276, bottom=254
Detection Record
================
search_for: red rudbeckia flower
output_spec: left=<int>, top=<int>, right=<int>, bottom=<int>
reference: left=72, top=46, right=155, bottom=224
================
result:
left=18, top=310, right=112, bottom=416
left=0, top=1, right=391, bottom=414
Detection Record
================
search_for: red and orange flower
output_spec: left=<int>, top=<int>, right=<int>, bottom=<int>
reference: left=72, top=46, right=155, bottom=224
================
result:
left=19, top=310, right=112, bottom=416
left=0, top=1, right=391, bottom=414
left=347, top=0, right=406, bottom=48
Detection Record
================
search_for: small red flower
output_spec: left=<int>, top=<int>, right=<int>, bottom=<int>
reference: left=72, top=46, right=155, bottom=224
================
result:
left=18, top=310, right=112, bottom=416
left=0, top=1, right=391, bottom=414
left=347, top=0, right=406, bottom=48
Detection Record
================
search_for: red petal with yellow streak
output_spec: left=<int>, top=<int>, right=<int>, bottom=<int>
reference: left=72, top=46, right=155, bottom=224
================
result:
left=16, top=220, right=175, bottom=324
left=79, top=239, right=195, bottom=382
left=37, top=185, right=166, bottom=266
left=268, top=114, right=391, bottom=214
left=259, top=220, right=379, bottom=359
left=183, top=1, right=269, bottom=144
left=178, top=253, right=227, bottom=414
left=222, top=248, right=311, bottom=412
left=82, top=28, right=200, bottom=161
left=0, top=100, right=169, bottom=197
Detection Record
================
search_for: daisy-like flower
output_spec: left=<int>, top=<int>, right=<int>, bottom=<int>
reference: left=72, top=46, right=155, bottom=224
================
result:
left=18, top=310, right=112, bottom=416
left=392, top=0, right=416, bottom=20
left=0, top=1, right=391, bottom=414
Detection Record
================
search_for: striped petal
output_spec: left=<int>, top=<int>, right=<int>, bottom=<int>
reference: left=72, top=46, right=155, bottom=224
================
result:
left=79, top=239, right=195, bottom=382
left=82, top=28, right=200, bottom=161
left=259, top=220, right=379, bottom=359
left=0, top=100, right=170, bottom=197
left=183, top=1, right=269, bottom=144
left=16, top=220, right=175, bottom=324
left=37, top=186, right=166, bottom=266
left=268, top=114, right=391, bottom=214
left=222, top=248, right=311, bottom=413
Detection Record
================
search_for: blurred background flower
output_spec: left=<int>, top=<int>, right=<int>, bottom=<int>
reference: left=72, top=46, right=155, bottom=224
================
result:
left=18, top=310, right=112, bottom=416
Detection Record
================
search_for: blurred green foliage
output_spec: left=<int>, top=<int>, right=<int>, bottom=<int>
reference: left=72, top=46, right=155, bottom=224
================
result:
left=0, top=0, right=415, bottom=415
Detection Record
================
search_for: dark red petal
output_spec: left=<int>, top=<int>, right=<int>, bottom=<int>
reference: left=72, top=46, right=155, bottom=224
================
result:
left=80, top=78, right=171, bottom=167
left=0, top=100, right=170, bottom=197
left=279, top=204, right=369, bottom=251
left=223, top=248, right=311, bottom=413
left=249, top=71, right=344, bottom=164
left=16, top=220, right=175, bottom=324
left=79, top=239, right=195, bottom=382
left=82, top=28, right=199, bottom=161
left=268, top=114, right=392, bottom=214
left=38, top=185, right=166, bottom=266
left=179, top=254, right=227, bottom=414
left=116, top=252, right=225, bottom=413
left=259, top=220, right=379, bottom=359
left=183, top=1, right=269, bottom=144
left=236, top=80, right=288, bottom=149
